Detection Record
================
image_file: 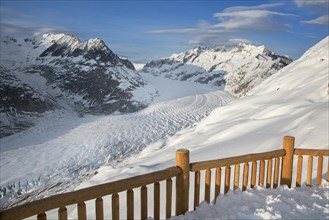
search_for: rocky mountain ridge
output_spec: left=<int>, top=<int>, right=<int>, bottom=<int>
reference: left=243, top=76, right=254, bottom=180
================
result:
left=0, top=34, right=155, bottom=137
left=141, top=44, right=293, bottom=96
left=1, top=34, right=294, bottom=138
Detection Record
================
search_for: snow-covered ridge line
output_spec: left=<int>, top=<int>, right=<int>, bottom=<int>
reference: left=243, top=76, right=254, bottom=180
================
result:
left=38, top=33, right=130, bottom=67
left=141, top=43, right=293, bottom=97
left=0, top=33, right=157, bottom=137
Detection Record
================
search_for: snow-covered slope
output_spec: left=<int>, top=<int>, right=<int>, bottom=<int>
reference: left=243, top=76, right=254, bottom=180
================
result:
left=1, top=34, right=327, bottom=217
left=0, top=74, right=235, bottom=208
left=141, top=44, right=292, bottom=96
left=173, top=182, right=329, bottom=219
left=133, top=63, right=145, bottom=71
left=0, top=34, right=156, bottom=137
left=70, top=37, right=328, bottom=219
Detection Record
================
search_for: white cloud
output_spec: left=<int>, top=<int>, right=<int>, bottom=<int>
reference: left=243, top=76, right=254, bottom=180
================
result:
left=150, top=5, right=295, bottom=34
left=148, top=20, right=217, bottom=34
left=0, top=22, right=71, bottom=38
left=0, top=7, right=35, bottom=26
left=295, top=0, right=328, bottom=26
left=303, top=33, right=319, bottom=39
left=148, top=3, right=295, bottom=47
left=0, top=7, right=72, bottom=38
left=187, top=35, right=251, bottom=47
left=295, top=0, right=328, bottom=8
left=229, top=38, right=252, bottom=44
left=148, top=28, right=199, bottom=34
left=301, top=15, right=329, bottom=26
left=222, top=3, right=283, bottom=12
left=213, top=10, right=296, bottom=31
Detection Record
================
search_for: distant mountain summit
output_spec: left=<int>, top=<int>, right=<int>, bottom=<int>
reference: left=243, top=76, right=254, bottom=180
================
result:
left=0, top=34, right=155, bottom=137
left=141, top=44, right=292, bottom=96
left=38, top=34, right=135, bottom=69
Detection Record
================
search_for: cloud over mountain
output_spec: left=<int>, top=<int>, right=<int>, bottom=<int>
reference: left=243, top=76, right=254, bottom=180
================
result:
left=295, top=0, right=329, bottom=26
left=149, top=3, right=296, bottom=48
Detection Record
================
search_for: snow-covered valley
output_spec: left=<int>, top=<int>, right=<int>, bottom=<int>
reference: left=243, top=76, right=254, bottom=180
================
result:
left=0, top=73, right=235, bottom=208
left=0, top=34, right=328, bottom=220
left=72, top=37, right=328, bottom=220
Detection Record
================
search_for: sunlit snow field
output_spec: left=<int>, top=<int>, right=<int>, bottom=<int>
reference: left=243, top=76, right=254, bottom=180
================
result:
left=0, top=73, right=235, bottom=208
left=77, top=36, right=328, bottom=219
left=0, top=37, right=328, bottom=219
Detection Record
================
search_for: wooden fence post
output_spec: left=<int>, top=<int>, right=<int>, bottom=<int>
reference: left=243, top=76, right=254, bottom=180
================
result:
left=281, top=136, right=295, bottom=188
left=176, top=149, right=190, bottom=216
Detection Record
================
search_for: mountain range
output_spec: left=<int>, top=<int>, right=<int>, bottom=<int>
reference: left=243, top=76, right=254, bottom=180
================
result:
left=0, top=34, right=156, bottom=137
left=141, top=44, right=292, bottom=96
left=1, top=33, right=292, bottom=137
left=1, top=33, right=328, bottom=211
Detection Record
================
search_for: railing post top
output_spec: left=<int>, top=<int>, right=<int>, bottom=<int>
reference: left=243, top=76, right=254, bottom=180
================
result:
left=283, top=136, right=295, bottom=150
left=176, top=149, right=189, bottom=154
left=176, top=149, right=190, bottom=166
left=283, top=136, right=295, bottom=141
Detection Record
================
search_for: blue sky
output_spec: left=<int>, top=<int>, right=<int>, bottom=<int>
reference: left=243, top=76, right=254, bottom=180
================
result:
left=1, top=0, right=328, bottom=62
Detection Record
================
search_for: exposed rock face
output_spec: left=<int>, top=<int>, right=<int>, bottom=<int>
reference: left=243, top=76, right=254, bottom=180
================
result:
left=0, top=34, right=153, bottom=137
left=141, top=44, right=293, bottom=97
left=0, top=66, right=57, bottom=137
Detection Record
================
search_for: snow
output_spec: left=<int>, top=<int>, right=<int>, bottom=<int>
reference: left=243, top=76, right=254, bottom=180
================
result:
left=136, top=72, right=219, bottom=103
left=81, top=36, right=328, bottom=185
left=0, top=33, right=162, bottom=126
left=0, top=35, right=328, bottom=220
left=132, top=63, right=145, bottom=71
left=73, top=36, right=328, bottom=219
left=0, top=76, right=234, bottom=208
left=0, top=36, right=44, bottom=68
left=142, top=43, right=291, bottom=96
left=171, top=181, right=329, bottom=220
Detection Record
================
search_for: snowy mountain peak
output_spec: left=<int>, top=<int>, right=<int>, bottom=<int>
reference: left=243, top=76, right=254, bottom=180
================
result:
left=260, top=45, right=270, bottom=56
left=171, top=44, right=275, bottom=64
left=299, top=36, right=329, bottom=60
left=37, top=33, right=126, bottom=67
left=86, top=38, right=107, bottom=49
left=1, top=33, right=156, bottom=137
left=233, top=43, right=269, bottom=56
left=142, top=43, right=293, bottom=96
left=42, top=33, right=70, bottom=42
left=39, top=33, right=80, bottom=50
left=250, top=35, right=329, bottom=97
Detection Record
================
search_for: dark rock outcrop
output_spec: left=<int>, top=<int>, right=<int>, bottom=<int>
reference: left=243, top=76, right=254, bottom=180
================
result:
left=0, top=34, right=152, bottom=137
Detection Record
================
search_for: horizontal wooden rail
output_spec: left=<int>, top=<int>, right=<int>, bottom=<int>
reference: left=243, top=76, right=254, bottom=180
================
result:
left=294, top=149, right=329, bottom=156
left=190, top=149, right=285, bottom=171
left=0, top=166, right=181, bottom=220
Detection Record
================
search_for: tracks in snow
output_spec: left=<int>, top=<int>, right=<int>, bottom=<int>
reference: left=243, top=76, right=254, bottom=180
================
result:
left=0, top=90, right=235, bottom=208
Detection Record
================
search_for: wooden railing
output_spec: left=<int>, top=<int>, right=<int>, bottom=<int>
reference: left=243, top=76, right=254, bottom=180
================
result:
left=0, top=136, right=328, bottom=219
left=189, top=149, right=286, bottom=209
left=0, top=167, right=181, bottom=220
left=294, top=148, right=329, bottom=187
